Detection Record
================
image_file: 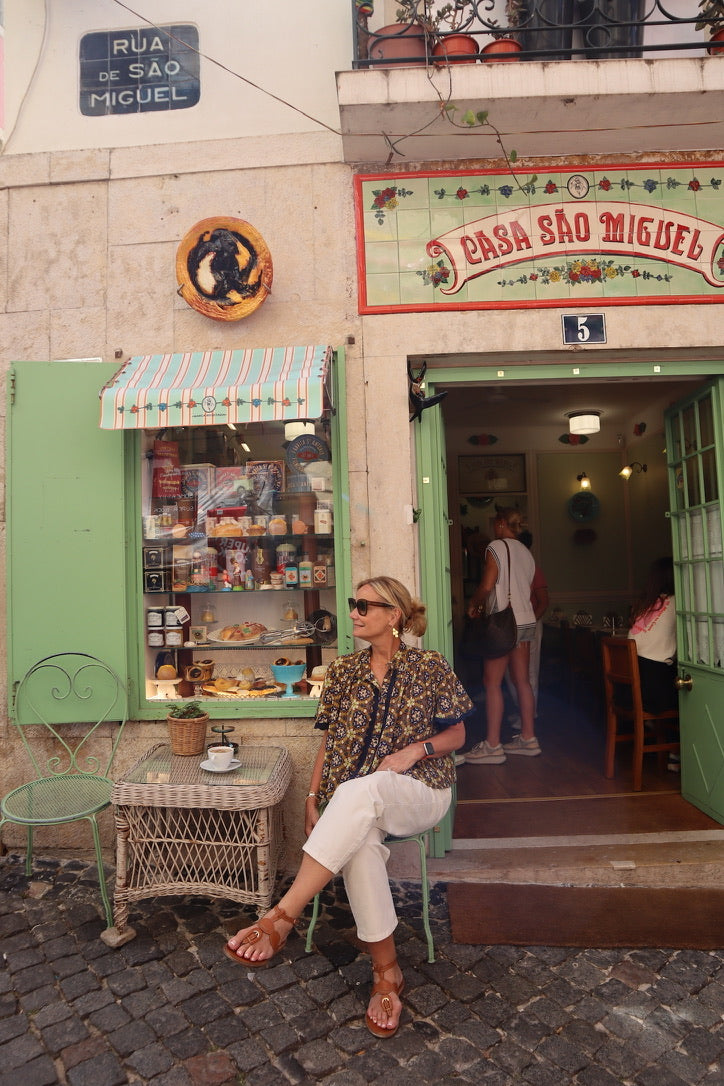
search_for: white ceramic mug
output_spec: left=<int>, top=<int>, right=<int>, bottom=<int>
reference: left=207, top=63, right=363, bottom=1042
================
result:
left=207, top=745, right=234, bottom=770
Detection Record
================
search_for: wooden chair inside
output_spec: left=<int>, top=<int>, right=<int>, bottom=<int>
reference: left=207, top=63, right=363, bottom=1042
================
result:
left=601, top=637, right=679, bottom=792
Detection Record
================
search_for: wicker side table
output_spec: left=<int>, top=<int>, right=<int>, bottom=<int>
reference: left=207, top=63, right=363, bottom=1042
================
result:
left=105, top=743, right=292, bottom=946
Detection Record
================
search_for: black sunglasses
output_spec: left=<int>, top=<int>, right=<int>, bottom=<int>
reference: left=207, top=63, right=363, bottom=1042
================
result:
left=348, top=597, right=395, bottom=616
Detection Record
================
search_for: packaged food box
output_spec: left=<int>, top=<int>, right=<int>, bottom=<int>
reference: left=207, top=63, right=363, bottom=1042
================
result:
left=180, top=464, right=215, bottom=523
left=215, top=466, right=251, bottom=503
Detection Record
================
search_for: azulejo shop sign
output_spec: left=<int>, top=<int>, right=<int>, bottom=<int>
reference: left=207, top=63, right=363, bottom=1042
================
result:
left=80, top=25, right=200, bottom=116
left=356, top=164, right=724, bottom=313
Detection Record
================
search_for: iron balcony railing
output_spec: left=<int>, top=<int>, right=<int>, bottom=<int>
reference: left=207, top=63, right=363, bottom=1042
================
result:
left=353, top=1, right=721, bottom=66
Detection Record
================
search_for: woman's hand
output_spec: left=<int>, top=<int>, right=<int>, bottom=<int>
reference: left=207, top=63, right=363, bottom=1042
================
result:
left=304, top=797, right=321, bottom=837
left=375, top=747, right=422, bottom=774
left=467, top=600, right=484, bottom=619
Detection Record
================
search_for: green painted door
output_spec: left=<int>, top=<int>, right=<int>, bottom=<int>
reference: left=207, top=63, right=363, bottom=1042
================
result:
left=665, top=381, right=724, bottom=824
left=415, top=398, right=454, bottom=662
left=7, top=360, right=128, bottom=721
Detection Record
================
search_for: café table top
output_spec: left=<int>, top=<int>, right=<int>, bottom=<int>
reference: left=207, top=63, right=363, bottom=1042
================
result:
left=112, top=742, right=292, bottom=810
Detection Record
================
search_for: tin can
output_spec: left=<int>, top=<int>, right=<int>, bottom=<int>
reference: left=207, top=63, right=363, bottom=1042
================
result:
left=314, top=508, right=333, bottom=534
left=284, top=565, right=298, bottom=587
left=143, top=515, right=160, bottom=539
left=313, top=563, right=328, bottom=586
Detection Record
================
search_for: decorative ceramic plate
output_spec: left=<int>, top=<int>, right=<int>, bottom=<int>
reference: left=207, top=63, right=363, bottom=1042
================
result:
left=567, top=491, right=600, bottom=522
left=175, top=216, right=273, bottom=322
left=286, top=434, right=330, bottom=473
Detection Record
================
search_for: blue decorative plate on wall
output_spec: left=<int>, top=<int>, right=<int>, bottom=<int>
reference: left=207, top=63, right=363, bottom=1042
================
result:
left=286, top=434, right=330, bottom=473
left=567, top=491, right=600, bottom=522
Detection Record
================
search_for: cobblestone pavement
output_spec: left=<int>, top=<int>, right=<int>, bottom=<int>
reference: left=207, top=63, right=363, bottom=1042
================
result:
left=1, top=855, right=723, bottom=1086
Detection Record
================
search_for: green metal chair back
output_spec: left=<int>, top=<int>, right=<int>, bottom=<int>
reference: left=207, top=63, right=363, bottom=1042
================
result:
left=1, top=653, right=127, bottom=932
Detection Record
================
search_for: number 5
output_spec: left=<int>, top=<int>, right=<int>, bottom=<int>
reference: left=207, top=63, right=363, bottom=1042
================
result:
left=577, top=317, right=590, bottom=342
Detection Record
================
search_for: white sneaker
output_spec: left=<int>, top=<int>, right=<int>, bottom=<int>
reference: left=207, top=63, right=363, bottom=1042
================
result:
left=464, top=740, right=507, bottom=765
left=503, top=735, right=542, bottom=757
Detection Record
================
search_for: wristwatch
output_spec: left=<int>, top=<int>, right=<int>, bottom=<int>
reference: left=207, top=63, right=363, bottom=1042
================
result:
left=422, top=741, right=435, bottom=759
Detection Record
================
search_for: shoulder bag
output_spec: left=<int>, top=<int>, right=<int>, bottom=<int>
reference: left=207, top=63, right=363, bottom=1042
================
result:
left=461, top=540, right=518, bottom=660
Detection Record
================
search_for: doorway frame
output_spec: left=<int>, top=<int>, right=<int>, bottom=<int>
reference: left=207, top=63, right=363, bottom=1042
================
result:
left=416, top=357, right=724, bottom=657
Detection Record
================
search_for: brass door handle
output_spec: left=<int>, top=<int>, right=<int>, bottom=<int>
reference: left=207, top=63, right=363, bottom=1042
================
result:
left=675, top=674, right=693, bottom=692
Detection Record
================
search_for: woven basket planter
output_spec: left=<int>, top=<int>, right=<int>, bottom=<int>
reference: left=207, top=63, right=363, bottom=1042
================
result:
left=167, top=712, right=210, bottom=756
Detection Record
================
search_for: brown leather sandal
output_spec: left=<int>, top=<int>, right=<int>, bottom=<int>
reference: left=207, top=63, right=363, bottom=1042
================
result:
left=365, top=959, right=405, bottom=1038
left=223, top=904, right=296, bottom=968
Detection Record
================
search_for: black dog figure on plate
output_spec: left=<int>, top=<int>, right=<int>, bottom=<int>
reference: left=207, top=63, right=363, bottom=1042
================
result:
left=408, top=360, right=448, bottom=423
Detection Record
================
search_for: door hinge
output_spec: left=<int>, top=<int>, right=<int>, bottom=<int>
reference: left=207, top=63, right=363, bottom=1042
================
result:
left=8, top=371, right=16, bottom=406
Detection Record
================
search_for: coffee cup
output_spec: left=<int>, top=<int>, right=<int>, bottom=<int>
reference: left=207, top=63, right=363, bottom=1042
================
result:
left=207, top=745, right=234, bottom=770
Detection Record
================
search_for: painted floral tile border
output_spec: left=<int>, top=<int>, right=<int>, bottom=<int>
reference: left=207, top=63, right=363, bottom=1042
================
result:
left=356, top=163, right=724, bottom=313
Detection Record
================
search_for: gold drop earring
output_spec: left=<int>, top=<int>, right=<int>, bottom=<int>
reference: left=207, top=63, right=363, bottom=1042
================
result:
left=392, top=625, right=399, bottom=638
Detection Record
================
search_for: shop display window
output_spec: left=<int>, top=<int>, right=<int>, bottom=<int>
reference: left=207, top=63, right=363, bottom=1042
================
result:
left=140, top=421, right=338, bottom=708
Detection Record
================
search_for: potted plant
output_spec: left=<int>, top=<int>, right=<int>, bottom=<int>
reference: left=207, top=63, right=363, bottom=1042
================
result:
left=431, top=2, right=479, bottom=64
left=166, top=700, right=210, bottom=757
left=697, top=0, right=724, bottom=53
left=366, top=1, right=433, bottom=66
left=481, top=0, right=524, bottom=60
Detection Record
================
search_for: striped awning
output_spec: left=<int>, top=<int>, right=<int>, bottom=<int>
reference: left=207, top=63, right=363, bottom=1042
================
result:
left=99, top=345, right=333, bottom=430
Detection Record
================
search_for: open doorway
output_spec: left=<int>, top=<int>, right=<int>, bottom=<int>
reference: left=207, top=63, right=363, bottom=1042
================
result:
left=430, top=370, right=722, bottom=837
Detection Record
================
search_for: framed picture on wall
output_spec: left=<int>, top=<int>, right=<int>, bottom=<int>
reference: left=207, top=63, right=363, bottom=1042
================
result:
left=459, top=454, right=526, bottom=495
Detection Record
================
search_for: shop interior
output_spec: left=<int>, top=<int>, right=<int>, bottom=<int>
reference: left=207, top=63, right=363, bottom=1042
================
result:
left=438, top=371, right=722, bottom=837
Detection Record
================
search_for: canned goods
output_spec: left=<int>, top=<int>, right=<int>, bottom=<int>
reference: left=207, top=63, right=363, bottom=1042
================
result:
left=147, top=607, right=164, bottom=627
left=164, top=628, right=183, bottom=647
left=164, top=607, right=181, bottom=627
left=147, top=630, right=164, bottom=647
left=314, top=508, right=333, bottom=534
left=143, top=515, right=160, bottom=539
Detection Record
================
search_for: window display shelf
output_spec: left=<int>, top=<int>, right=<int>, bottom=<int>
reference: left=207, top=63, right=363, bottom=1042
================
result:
left=140, top=422, right=338, bottom=710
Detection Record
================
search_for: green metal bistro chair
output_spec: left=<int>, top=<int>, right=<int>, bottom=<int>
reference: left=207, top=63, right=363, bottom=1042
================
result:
left=305, top=830, right=435, bottom=963
left=0, top=653, right=127, bottom=929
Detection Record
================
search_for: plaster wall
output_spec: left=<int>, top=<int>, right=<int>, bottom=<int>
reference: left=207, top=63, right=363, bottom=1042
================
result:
left=0, top=141, right=365, bottom=866
left=3, top=0, right=349, bottom=155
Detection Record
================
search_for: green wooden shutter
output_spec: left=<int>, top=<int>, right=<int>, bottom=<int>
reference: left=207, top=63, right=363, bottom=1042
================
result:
left=7, top=360, right=128, bottom=719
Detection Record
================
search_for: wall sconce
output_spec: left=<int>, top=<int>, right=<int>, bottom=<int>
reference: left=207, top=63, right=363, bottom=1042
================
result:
left=619, top=461, right=647, bottom=479
left=576, top=472, right=591, bottom=490
left=567, top=411, right=601, bottom=436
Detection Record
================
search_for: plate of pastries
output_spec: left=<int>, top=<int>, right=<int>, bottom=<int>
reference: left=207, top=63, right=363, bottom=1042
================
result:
left=207, top=622, right=267, bottom=644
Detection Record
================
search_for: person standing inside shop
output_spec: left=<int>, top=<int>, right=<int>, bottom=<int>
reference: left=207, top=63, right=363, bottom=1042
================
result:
left=464, top=508, right=540, bottom=764
left=224, top=576, right=472, bottom=1038
left=504, top=529, right=549, bottom=733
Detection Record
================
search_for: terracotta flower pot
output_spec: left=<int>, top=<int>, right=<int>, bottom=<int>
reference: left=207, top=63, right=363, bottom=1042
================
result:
left=368, top=23, right=428, bottom=66
left=432, top=34, right=478, bottom=64
left=482, top=37, right=522, bottom=61
left=707, top=28, right=724, bottom=55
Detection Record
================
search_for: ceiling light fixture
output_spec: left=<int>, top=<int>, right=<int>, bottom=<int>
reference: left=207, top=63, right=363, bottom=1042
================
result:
left=284, top=420, right=315, bottom=441
left=567, top=411, right=601, bottom=436
left=619, top=461, right=647, bottom=479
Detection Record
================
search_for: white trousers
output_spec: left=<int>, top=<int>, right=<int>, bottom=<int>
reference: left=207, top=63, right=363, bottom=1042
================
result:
left=302, top=772, right=451, bottom=943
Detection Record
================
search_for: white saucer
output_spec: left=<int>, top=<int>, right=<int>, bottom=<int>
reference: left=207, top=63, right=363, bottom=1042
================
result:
left=200, top=758, right=241, bottom=773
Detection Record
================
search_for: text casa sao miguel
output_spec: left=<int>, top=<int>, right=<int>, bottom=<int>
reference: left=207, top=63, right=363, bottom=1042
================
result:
left=428, top=201, right=724, bottom=293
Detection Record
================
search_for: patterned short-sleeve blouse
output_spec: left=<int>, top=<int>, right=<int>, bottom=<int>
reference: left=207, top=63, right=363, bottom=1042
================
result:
left=314, top=642, right=473, bottom=803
